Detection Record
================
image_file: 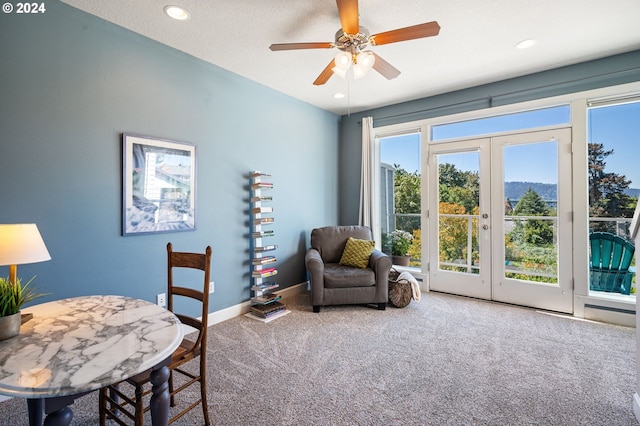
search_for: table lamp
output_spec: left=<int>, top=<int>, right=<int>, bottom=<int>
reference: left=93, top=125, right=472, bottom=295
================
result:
left=0, top=224, right=51, bottom=285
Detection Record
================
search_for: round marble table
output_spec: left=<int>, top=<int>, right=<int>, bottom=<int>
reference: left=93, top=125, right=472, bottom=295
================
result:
left=0, top=295, right=184, bottom=425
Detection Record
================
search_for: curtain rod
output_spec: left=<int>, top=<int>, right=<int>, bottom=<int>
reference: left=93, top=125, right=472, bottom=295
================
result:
left=357, top=66, right=640, bottom=125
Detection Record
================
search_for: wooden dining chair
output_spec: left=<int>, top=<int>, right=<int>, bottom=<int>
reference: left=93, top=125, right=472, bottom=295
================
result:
left=99, top=242, right=212, bottom=425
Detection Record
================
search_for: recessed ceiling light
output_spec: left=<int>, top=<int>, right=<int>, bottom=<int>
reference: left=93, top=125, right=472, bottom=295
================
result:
left=164, top=5, right=190, bottom=21
left=516, top=39, right=536, bottom=49
left=333, top=93, right=345, bottom=99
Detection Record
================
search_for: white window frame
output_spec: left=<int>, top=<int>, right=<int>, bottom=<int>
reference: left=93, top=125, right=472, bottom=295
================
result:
left=370, top=81, right=640, bottom=323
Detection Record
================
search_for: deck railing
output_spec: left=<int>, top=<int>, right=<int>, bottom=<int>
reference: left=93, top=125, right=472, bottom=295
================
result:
left=384, top=214, right=635, bottom=272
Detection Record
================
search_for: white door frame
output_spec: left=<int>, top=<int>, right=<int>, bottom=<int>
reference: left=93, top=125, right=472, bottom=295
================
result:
left=490, top=128, right=573, bottom=313
left=427, top=127, right=573, bottom=313
left=427, top=138, right=491, bottom=300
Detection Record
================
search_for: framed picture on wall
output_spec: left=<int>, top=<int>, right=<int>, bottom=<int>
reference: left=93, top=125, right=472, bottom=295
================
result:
left=122, top=133, right=196, bottom=236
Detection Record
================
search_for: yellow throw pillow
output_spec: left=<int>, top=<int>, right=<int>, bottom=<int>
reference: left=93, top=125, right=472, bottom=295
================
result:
left=339, top=237, right=375, bottom=269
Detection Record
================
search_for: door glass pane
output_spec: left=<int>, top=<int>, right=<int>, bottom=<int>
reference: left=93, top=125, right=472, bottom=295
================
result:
left=437, top=152, right=480, bottom=274
left=379, top=133, right=421, bottom=267
left=503, top=142, right=558, bottom=284
left=588, top=100, right=639, bottom=295
left=431, top=105, right=570, bottom=141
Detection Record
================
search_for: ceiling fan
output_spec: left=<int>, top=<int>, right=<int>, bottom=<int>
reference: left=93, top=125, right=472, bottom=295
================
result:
left=269, top=0, right=440, bottom=85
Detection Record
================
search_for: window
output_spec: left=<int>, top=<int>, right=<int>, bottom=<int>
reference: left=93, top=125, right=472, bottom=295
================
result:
left=431, top=105, right=570, bottom=141
left=378, top=132, right=421, bottom=267
left=369, top=83, right=640, bottom=321
left=587, top=100, right=639, bottom=295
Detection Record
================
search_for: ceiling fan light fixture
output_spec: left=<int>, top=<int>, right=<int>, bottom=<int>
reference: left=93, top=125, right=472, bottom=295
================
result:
left=334, top=51, right=352, bottom=71
left=352, top=51, right=375, bottom=80
left=332, top=66, right=348, bottom=79
left=164, top=5, right=190, bottom=21
left=353, top=63, right=368, bottom=80
left=268, top=3, right=441, bottom=86
left=356, top=51, right=375, bottom=71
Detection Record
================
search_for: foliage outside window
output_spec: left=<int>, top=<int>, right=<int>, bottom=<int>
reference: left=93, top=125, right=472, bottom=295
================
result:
left=505, top=188, right=558, bottom=283
left=437, top=163, right=480, bottom=273
left=588, top=143, right=636, bottom=229
left=587, top=142, right=637, bottom=293
left=381, top=164, right=422, bottom=266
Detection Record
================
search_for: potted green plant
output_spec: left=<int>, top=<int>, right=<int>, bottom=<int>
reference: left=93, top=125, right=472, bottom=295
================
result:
left=0, top=276, right=45, bottom=340
left=390, top=229, right=413, bottom=266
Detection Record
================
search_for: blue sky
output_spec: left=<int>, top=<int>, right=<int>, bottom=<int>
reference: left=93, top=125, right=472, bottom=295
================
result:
left=380, top=102, right=640, bottom=188
left=588, top=101, right=640, bottom=188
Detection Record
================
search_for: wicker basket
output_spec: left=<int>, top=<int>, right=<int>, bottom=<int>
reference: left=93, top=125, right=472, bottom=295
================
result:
left=388, top=268, right=412, bottom=308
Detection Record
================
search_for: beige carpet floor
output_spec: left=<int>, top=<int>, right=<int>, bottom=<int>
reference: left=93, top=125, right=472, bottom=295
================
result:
left=0, top=290, right=636, bottom=425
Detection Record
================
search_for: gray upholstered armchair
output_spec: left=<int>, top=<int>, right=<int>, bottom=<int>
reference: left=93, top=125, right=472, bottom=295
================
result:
left=305, top=225, right=392, bottom=313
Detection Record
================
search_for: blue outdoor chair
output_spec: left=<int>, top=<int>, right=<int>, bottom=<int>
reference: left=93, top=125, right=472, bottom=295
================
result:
left=589, top=232, right=635, bottom=295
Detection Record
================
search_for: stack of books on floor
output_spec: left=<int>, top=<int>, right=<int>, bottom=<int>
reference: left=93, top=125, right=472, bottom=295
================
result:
left=251, top=293, right=281, bottom=304
left=248, top=301, right=288, bottom=322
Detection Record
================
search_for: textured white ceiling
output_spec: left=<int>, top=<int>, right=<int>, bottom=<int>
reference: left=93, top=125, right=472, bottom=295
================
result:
left=60, top=0, right=640, bottom=115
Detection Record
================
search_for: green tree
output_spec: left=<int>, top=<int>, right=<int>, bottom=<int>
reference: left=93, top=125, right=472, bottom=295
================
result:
left=438, top=163, right=479, bottom=214
left=512, top=188, right=554, bottom=245
left=393, top=165, right=420, bottom=232
left=513, top=187, right=550, bottom=216
left=588, top=143, right=635, bottom=219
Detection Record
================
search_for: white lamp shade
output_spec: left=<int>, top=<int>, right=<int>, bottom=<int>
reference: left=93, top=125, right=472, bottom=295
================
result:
left=334, top=52, right=352, bottom=71
left=0, top=224, right=51, bottom=266
left=331, top=66, right=348, bottom=79
left=357, top=51, right=375, bottom=70
left=353, top=51, right=376, bottom=79
left=352, top=63, right=366, bottom=80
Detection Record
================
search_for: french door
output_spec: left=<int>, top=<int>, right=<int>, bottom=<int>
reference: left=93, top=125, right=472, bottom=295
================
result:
left=427, top=128, right=573, bottom=313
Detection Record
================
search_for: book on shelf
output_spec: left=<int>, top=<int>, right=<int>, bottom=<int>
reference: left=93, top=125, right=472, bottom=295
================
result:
left=252, top=281, right=279, bottom=292
left=254, top=218, right=275, bottom=225
left=252, top=255, right=276, bottom=265
left=252, top=267, right=277, bottom=278
left=251, top=182, right=273, bottom=190
left=254, top=244, right=277, bottom=252
left=252, top=206, right=273, bottom=214
left=251, top=195, right=273, bottom=202
left=250, top=171, right=272, bottom=178
left=251, top=293, right=282, bottom=305
left=252, top=230, right=274, bottom=238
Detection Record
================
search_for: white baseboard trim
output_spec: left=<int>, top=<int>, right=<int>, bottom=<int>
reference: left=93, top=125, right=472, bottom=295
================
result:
left=633, top=392, right=640, bottom=424
left=206, top=281, right=307, bottom=326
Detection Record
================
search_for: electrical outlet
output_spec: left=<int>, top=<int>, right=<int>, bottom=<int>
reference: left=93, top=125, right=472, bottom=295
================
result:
left=209, top=281, right=215, bottom=293
left=156, top=293, right=166, bottom=307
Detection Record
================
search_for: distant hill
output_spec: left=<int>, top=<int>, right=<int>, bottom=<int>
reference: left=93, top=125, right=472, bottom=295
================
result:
left=625, top=188, right=640, bottom=198
left=504, top=182, right=557, bottom=201
left=505, top=182, right=639, bottom=201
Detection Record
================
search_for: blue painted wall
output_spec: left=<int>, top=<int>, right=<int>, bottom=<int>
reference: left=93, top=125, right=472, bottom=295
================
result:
left=339, top=50, right=640, bottom=224
left=0, top=1, right=340, bottom=312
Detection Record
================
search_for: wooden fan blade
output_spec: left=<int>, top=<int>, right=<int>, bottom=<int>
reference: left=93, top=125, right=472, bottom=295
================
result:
left=313, top=60, right=336, bottom=85
left=371, top=52, right=401, bottom=80
left=270, top=42, right=334, bottom=51
left=336, top=0, right=359, bottom=34
left=370, top=21, right=441, bottom=46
